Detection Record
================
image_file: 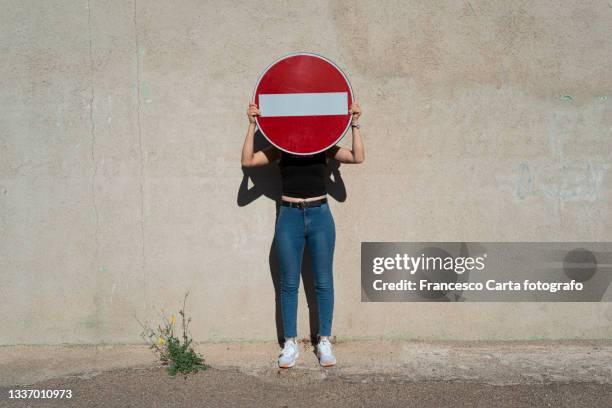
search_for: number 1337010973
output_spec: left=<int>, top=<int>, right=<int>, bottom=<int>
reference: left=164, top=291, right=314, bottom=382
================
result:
left=8, top=389, right=73, bottom=399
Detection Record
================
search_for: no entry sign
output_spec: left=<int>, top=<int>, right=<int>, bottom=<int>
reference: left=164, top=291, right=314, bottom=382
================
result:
left=252, top=53, right=354, bottom=155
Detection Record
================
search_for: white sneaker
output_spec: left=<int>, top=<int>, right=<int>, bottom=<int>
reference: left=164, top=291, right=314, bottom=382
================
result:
left=316, top=338, right=336, bottom=367
left=278, top=339, right=299, bottom=368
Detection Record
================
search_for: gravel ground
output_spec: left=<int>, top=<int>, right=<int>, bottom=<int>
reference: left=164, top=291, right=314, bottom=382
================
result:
left=2, top=340, right=612, bottom=407
left=1, top=365, right=612, bottom=408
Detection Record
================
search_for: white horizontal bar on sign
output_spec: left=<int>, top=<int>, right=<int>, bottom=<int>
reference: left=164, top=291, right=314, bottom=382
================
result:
left=259, top=92, right=348, bottom=117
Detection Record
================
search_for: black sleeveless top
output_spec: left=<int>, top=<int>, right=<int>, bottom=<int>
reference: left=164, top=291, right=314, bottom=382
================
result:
left=279, top=151, right=327, bottom=198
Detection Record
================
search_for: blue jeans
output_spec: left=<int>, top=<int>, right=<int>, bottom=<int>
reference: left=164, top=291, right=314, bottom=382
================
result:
left=274, top=201, right=336, bottom=338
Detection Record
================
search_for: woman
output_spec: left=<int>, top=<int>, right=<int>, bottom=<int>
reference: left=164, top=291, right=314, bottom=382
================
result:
left=241, top=101, right=364, bottom=368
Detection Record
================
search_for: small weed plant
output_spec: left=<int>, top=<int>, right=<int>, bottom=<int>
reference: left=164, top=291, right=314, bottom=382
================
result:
left=137, top=291, right=209, bottom=376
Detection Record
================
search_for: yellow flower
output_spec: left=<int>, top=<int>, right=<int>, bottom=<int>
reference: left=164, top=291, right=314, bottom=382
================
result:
left=158, top=336, right=165, bottom=345
left=170, top=315, right=176, bottom=325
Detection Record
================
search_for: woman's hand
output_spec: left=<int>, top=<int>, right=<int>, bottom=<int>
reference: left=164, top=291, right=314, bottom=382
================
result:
left=247, top=102, right=260, bottom=124
left=349, top=102, right=361, bottom=124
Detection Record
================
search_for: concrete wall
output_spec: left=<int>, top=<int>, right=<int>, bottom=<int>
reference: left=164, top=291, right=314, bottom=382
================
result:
left=1, top=0, right=612, bottom=345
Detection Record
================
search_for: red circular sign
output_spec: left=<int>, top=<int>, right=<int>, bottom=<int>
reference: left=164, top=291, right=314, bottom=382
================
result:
left=252, top=53, right=354, bottom=155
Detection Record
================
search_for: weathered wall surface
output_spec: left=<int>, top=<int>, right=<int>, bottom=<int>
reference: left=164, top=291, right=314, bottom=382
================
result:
left=1, top=1, right=611, bottom=344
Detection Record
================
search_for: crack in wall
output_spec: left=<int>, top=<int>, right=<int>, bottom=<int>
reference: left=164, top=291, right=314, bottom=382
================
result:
left=134, top=0, right=147, bottom=312
left=87, top=0, right=106, bottom=340
left=87, top=0, right=99, bottom=258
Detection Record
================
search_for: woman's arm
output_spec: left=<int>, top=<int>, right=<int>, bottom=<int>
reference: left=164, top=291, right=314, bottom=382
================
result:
left=241, top=103, right=280, bottom=167
left=328, top=102, right=365, bottom=164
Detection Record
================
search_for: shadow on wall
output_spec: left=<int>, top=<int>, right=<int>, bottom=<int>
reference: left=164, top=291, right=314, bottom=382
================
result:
left=237, top=130, right=347, bottom=345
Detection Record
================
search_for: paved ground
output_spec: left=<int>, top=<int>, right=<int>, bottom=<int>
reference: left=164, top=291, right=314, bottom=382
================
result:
left=1, top=339, right=612, bottom=407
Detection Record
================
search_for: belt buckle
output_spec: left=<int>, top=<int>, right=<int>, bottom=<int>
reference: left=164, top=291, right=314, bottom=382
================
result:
left=297, top=201, right=306, bottom=209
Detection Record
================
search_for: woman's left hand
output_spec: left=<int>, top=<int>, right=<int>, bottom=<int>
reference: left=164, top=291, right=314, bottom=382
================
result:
left=349, top=102, right=361, bottom=124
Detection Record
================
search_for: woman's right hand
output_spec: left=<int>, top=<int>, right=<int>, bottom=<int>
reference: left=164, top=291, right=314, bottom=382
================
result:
left=247, top=102, right=260, bottom=124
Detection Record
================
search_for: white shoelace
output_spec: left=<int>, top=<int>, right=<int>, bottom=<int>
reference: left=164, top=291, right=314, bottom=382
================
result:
left=282, top=341, right=297, bottom=357
left=318, top=339, right=332, bottom=355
